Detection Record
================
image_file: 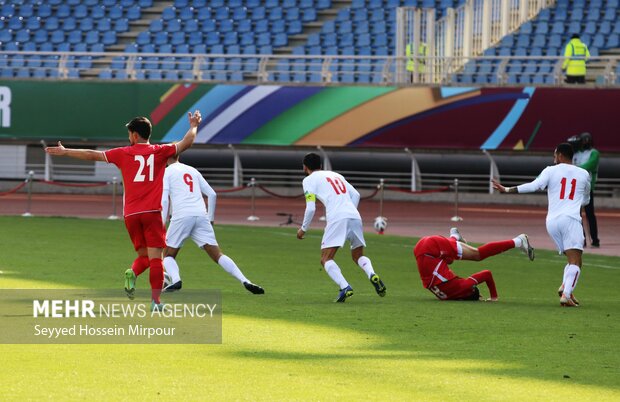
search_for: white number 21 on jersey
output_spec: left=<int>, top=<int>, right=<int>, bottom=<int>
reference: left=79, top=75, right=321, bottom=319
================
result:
left=134, top=154, right=154, bottom=182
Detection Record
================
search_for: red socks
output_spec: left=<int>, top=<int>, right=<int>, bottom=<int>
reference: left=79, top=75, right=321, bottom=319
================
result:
left=131, top=256, right=150, bottom=276
left=471, top=269, right=498, bottom=299
left=149, top=258, right=164, bottom=304
left=478, top=240, right=515, bottom=260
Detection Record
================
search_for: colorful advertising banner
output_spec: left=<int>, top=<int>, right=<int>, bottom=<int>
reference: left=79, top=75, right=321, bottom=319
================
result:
left=1, top=81, right=618, bottom=151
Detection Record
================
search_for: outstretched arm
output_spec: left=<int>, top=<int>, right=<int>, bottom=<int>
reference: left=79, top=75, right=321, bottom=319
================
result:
left=491, top=179, right=518, bottom=194
left=297, top=199, right=316, bottom=240
left=174, top=110, right=202, bottom=155
left=45, top=141, right=106, bottom=162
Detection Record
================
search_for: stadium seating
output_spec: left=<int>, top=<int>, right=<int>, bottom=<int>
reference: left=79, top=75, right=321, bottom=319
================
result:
left=1, top=0, right=618, bottom=83
left=0, top=1, right=143, bottom=78
left=461, top=0, right=620, bottom=84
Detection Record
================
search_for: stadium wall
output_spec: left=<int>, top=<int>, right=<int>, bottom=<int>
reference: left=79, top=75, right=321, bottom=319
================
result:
left=1, top=81, right=620, bottom=152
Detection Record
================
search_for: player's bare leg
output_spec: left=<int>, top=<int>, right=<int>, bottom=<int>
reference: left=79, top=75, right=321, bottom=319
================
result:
left=203, top=244, right=264, bottom=294
left=163, top=246, right=183, bottom=292
left=559, top=249, right=582, bottom=307
left=351, top=247, right=386, bottom=297
left=321, top=247, right=352, bottom=302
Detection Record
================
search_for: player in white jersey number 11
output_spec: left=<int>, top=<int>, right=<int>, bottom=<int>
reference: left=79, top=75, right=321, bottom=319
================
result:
left=297, top=153, right=386, bottom=302
left=493, top=143, right=591, bottom=307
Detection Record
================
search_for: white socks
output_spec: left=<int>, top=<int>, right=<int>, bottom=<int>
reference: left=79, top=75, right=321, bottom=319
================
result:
left=356, top=256, right=375, bottom=279
left=562, top=264, right=581, bottom=297
left=324, top=260, right=349, bottom=289
left=512, top=236, right=523, bottom=248
left=163, top=256, right=181, bottom=283
left=218, top=255, right=250, bottom=284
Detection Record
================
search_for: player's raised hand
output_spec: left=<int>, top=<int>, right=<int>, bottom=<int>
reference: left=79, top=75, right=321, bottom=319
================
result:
left=491, top=179, right=506, bottom=193
left=45, top=141, right=67, bottom=156
left=296, top=228, right=305, bottom=240
left=188, top=110, right=202, bottom=128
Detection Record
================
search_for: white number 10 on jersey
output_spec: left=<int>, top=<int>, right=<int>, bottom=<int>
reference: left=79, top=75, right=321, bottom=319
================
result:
left=134, top=154, right=154, bottom=182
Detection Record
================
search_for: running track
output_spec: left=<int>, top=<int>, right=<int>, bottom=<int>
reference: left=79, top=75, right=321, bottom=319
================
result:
left=1, top=193, right=619, bottom=257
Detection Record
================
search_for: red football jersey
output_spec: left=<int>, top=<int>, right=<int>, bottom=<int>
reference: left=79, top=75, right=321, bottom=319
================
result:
left=414, top=235, right=460, bottom=288
left=104, top=143, right=177, bottom=217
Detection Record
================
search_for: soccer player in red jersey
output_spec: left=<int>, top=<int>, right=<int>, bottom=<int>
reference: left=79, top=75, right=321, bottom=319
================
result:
left=414, top=228, right=535, bottom=301
left=45, top=111, right=202, bottom=310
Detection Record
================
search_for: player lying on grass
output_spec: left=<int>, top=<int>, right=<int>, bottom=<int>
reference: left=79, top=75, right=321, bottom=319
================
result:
left=414, top=228, right=534, bottom=301
left=161, top=154, right=264, bottom=295
left=297, top=152, right=386, bottom=302
left=46, top=111, right=202, bottom=311
left=493, top=143, right=591, bottom=307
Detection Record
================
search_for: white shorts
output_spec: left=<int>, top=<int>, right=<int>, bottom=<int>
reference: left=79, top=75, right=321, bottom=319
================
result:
left=546, top=216, right=584, bottom=254
left=166, top=216, right=218, bottom=249
left=321, top=218, right=366, bottom=250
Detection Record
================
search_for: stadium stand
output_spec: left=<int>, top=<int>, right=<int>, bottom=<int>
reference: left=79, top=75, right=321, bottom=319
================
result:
left=0, top=0, right=618, bottom=84
left=0, top=1, right=147, bottom=78
left=460, top=0, right=620, bottom=84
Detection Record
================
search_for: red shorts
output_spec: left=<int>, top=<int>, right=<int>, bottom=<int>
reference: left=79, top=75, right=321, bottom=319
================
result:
left=124, top=212, right=166, bottom=250
left=414, top=235, right=462, bottom=288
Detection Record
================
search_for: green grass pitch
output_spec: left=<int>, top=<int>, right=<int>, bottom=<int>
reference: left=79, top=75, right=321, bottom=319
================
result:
left=0, top=216, right=619, bottom=401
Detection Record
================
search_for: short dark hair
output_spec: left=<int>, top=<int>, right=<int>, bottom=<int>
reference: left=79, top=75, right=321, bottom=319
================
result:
left=126, top=117, right=152, bottom=140
left=556, top=143, right=574, bottom=160
left=571, top=33, right=580, bottom=39
left=303, top=152, right=322, bottom=171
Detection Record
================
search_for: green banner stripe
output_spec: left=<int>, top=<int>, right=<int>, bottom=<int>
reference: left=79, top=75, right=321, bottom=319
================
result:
left=242, top=87, right=395, bottom=145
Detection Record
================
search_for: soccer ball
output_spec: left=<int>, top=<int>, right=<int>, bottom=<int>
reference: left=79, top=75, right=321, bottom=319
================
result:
left=163, top=271, right=173, bottom=288
left=373, top=216, right=388, bottom=234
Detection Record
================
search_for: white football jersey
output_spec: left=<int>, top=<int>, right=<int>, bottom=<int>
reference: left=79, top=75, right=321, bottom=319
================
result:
left=302, top=170, right=361, bottom=227
left=162, top=162, right=216, bottom=222
left=517, top=163, right=591, bottom=222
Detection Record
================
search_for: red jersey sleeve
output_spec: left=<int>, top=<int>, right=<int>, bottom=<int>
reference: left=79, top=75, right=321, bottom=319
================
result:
left=104, top=147, right=126, bottom=167
left=158, top=143, right=177, bottom=158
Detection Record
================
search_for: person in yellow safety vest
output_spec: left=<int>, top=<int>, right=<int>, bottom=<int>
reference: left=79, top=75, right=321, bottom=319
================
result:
left=562, top=33, right=590, bottom=84
left=406, top=41, right=428, bottom=82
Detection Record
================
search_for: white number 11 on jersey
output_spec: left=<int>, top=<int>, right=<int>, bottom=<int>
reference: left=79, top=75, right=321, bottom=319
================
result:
left=134, top=154, right=154, bottom=182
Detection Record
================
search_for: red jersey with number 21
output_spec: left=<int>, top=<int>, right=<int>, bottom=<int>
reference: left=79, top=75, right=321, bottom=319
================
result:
left=104, top=143, right=177, bottom=217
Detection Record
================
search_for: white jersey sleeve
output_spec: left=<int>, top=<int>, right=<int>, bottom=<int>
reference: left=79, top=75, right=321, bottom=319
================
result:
left=346, top=180, right=360, bottom=208
left=517, top=166, right=551, bottom=194
left=161, top=169, right=171, bottom=223
left=520, top=163, right=590, bottom=222
left=198, top=174, right=216, bottom=222
left=301, top=176, right=317, bottom=232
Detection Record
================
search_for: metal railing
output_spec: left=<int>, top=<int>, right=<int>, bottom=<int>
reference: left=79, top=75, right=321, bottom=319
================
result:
left=1, top=50, right=619, bottom=86
left=397, top=1, right=556, bottom=79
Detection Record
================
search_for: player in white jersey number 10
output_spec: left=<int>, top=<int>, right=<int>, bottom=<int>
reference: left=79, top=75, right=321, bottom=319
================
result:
left=296, top=153, right=386, bottom=302
left=493, top=143, right=591, bottom=307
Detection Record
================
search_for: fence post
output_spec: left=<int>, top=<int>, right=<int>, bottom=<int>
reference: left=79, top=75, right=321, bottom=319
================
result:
left=108, top=176, right=119, bottom=220
left=374, top=179, right=387, bottom=234
left=247, top=177, right=260, bottom=221
left=450, top=178, right=463, bottom=222
left=405, top=148, right=421, bottom=192
left=40, top=140, right=52, bottom=181
left=482, top=150, right=499, bottom=194
left=228, top=144, right=243, bottom=188
left=378, top=178, right=385, bottom=217
left=22, top=170, right=34, bottom=217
